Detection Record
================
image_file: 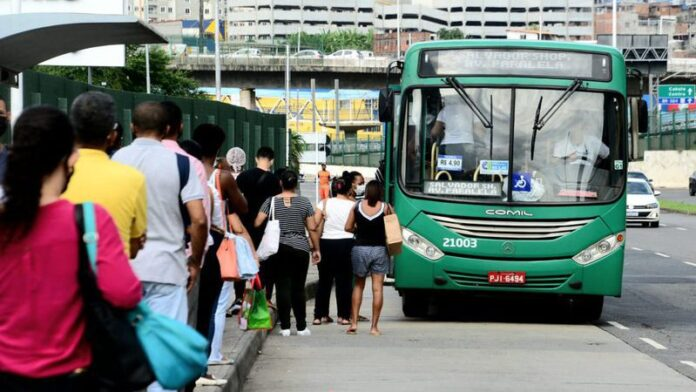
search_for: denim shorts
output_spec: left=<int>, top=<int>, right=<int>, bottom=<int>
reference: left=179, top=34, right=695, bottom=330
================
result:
left=351, top=246, right=390, bottom=277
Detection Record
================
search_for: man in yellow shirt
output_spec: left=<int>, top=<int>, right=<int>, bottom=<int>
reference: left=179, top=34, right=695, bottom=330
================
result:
left=63, top=92, right=147, bottom=258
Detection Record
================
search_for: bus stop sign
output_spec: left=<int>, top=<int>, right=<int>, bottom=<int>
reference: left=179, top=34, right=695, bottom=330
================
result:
left=658, top=85, right=695, bottom=104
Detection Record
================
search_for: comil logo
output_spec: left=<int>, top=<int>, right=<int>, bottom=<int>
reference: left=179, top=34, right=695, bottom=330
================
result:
left=485, top=209, right=533, bottom=217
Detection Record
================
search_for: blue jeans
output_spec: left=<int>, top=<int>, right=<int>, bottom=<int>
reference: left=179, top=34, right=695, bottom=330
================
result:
left=141, top=282, right=188, bottom=392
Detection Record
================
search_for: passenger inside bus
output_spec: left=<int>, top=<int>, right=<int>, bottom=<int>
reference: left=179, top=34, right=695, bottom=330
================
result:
left=430, top=95, right=477, bottom=179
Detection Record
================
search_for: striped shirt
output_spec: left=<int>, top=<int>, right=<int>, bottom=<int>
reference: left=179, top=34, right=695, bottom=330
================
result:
left=260, top=196, right=314, bottom=254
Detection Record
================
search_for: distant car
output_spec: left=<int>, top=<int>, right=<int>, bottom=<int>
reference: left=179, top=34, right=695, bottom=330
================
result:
left=627, top=171, right=653, bottom=187
left=293, top=49, right=323, bottom=59
left=359, top=50, right=374, bottom=58
left=327, top=49, right=362, bottom=59
left=626, top=179, right=661, bottom=228
left=690, top=170, right=696, bottom=196
left=229, top=48, right=261, bottom=57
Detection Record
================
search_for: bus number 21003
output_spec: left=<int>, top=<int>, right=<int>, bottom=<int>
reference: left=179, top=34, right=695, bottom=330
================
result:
left=443, top=238, right=478, bottom=248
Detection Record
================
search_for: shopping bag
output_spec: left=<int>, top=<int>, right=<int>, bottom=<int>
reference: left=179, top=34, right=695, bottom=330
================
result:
left=383, top=204, right=403, bottom=256
left=247, top=288, right=273, bottom=330
left=257, top=197, right=280, bottom=260
left=235, top=235, right=259, bottom=280
left=238, top=285, right=254, bottom=331
left=217, top=234, right=241, bottom=281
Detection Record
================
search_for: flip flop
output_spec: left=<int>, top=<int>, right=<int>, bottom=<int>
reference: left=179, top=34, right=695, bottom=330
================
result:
left=312, top=318, right=322, bottom=326
left=346, top=327, right=358, bottom=335
left=337, top=318, right=351, bottom=326
left=321, top=316, right=334, bottom=324
left=358, top=315, right=369, bottom=322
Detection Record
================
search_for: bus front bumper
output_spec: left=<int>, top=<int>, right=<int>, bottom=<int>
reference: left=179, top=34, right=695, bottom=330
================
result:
left=393, top=246, right=624, bottom=297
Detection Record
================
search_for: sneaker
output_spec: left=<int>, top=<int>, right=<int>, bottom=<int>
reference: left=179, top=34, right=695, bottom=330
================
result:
left=227, top=299, right=242, bottom=317
left=297, top=328, right=311, bottom=336
left=280, top=329, right=291, bottom=337
left=195, top=374, right=227, bottom=386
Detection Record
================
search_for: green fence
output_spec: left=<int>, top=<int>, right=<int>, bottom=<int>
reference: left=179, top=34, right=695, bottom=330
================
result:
left=639, top=110, right=696, bottom=157
left=327, top=136, right=383, bottom=167
left=11, top=71, right=286, bottom=169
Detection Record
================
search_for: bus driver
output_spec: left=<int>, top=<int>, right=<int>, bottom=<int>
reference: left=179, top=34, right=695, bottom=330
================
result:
left=430, top=95, right=477, bottom=176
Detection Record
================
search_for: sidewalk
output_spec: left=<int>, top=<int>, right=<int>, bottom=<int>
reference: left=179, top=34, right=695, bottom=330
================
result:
left=195, top=267, right=319, bottom=392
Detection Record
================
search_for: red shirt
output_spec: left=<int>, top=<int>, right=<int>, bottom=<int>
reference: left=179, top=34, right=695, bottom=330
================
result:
left=0, top=200, right=142, bottom=378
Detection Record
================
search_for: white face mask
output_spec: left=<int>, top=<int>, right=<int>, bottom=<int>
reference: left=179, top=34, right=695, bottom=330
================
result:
left=355, top=184, right=366, bottom=196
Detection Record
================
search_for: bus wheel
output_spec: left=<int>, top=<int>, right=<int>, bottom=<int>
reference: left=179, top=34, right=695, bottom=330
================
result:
left=570, top=295, right=604, bottom=322
left=402, top=290, right=430, bottom=318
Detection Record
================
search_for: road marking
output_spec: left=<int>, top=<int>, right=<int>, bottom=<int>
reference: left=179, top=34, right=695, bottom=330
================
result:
left=608, top=321, right=630, bottom=330
left=631, top=247, right=644, bottom=251
left=681, top=361, right=696, bottom=370
left=661, top=224, right=669, bottom=227
left=684, top=262, right=696, bottom=268
left=655, top=252, right=671, bottom=258
left=676, top=227, right=687, bottom=231
left=640, top=338, right=667, bottom=350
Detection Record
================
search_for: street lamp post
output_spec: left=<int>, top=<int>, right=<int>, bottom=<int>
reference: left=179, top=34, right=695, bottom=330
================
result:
left=214, top=0, right=221, bottom=101
left=144, top=0, right=151, bottom=94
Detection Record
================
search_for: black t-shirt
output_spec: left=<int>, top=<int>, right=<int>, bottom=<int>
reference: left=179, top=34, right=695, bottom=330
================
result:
left=236, top=167, right=282, bottom=246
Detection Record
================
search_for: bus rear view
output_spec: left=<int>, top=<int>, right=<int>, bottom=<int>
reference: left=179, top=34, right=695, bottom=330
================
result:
left=386, top=41, right=628, bottom=321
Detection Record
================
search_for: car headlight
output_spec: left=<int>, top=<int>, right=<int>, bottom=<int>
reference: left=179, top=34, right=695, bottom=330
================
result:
left=646, top=203, right=659, bottom=209
left=572, top=232, right=625, bottom=265
left=402, top=228, right=444, bottom=261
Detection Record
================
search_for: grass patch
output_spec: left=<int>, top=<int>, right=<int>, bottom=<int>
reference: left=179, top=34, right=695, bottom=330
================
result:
left=659, top=199, right=696, bottom=215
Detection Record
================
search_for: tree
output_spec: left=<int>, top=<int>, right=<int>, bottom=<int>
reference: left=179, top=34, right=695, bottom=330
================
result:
left=288, top=130, right=305, bottom=173
left=287, top=30, right=373, bottom=54
left=437, top=28, right=465, bottom=40
left=35, top=45, right=204, bottom=98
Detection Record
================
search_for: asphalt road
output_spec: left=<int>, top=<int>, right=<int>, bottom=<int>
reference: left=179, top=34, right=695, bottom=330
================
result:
left=600, top=212, right=696, bottom=382
left=657, top=188, right=696, bottom=205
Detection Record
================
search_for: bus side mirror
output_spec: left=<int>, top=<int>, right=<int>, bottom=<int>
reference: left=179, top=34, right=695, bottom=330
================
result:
left=637, top=99, right=648, bottom=133
left=379, top=88, right=393, bottom=122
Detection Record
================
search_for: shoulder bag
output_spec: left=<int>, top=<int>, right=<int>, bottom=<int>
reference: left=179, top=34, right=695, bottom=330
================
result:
left=77, top=203, right=208, bottom=390
left=383, top=203, right=403, bottom=256
left=215, top=170, right=241, bottom=281
left=256, top=197, right=280, bottom=260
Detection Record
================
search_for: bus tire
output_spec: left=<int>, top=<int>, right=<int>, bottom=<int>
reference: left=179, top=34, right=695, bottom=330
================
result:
left=570, top=295, right=604, bottom=322
left=402, top=290, right=430, bottom=318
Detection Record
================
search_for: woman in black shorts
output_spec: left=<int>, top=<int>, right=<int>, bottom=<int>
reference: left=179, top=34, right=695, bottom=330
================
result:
left=344, top=180, right=394, bottom=336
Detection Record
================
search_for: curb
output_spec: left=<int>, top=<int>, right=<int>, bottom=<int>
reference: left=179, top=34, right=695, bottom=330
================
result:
left=199, top=279, right=319, bottom=392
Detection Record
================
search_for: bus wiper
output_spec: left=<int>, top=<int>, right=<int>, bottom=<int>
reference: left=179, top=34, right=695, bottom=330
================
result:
left=531, top=79, right=583, bottom=160
left=443, top=77, right=495, bottom=158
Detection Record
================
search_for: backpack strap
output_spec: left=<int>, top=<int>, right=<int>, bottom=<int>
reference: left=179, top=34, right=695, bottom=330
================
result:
left=75, top=202, right=99, bottom=273
left=176, top=154, right=191, bottom=240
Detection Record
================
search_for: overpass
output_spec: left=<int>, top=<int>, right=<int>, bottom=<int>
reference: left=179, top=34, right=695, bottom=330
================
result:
left=173, top=54, right=392, bottom=89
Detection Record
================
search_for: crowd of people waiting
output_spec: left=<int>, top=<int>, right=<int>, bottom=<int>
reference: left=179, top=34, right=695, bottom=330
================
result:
left=0, top=93, right=396, bottom=391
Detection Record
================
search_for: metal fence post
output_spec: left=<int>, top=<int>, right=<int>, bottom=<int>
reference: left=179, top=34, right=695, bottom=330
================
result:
left=686, top=110, right=690, bottom=149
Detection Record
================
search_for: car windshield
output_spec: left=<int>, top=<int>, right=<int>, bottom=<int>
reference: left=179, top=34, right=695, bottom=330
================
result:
left=627, top=181, right=652, bottom=195
left=400, top=86, right=625, bottom=204
left=628, top=172, right=648, bottom=181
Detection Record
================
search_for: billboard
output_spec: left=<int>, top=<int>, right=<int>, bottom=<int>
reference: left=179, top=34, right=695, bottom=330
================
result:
left=0, top=0, right=127, bottom=67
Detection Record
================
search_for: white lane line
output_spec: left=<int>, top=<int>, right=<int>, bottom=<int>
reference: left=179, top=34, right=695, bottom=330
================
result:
left=661, top=224, right=669, bottom=227
left=640, top=338, right=668, bottom=350
left=608, top=321, right=630, bottom=330
left=655, top=252, right=671, bottom=258
left=631, top=247, right=644, bottom=251
left=684, top=262, right=696, bottom=268
left=681, top=361, right=696, bottom=370
left=676, top=227, right=687, bottom=231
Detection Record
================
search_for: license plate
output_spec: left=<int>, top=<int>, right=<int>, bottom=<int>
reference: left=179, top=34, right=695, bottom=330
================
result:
left=626, top=211, right=639, bottom=217
left=488, top=271, right=526, bottom=285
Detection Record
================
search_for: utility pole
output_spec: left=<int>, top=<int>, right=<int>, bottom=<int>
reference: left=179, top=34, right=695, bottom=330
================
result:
left=612, top=0, right=617, bottom=47
left=145, top=0, right=151, bottom=94
left=311, top=78, right=318, bottom=204
left=199, top=0, right=205, bottom=53
left=214, top=0, right=221, bottom=101
left=396, top=0, right=401, bottom=59
left=285, top=45, right=291, bottom=167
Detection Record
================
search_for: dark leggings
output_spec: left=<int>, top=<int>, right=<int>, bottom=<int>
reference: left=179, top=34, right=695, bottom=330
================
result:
left=0, top=371, right=90, bottom=392
left=314, top=238, right=354, bottom=320
left=271, top=244, right=310, bottom=330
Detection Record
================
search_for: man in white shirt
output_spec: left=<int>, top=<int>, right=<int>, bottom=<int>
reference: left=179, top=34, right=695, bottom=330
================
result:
left=553, top=128, right=610, bottom=167
left=430, top=95, right=477, bottom=175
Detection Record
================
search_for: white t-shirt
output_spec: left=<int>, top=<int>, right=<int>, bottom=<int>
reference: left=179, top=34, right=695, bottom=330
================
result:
left=436, top=102, right=474, bottom=145
left=318, top=198, right=355, bottom=240
left=553, top=136, right=610, bottom=167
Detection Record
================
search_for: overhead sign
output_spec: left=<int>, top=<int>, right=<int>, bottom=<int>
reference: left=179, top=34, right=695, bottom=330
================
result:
left=0, top=0, right=126, bottom=67
left=657, top=84, right=695, bottom=105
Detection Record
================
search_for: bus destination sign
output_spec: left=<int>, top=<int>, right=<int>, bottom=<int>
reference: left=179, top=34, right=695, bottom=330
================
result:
left=424, top=181, right=502, bottom=197
left=420, top=49, right=611, bottom=81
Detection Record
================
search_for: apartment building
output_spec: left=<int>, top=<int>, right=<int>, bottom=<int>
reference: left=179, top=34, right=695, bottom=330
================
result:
left=129, top=0, right=220, bottom=21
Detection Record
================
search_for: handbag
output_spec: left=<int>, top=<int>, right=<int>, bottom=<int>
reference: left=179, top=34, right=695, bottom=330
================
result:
left=239, top=275, right=272, bottom=331
left=77, top=203, right=208, bottom=390
left=256, top=197, right=280, bottom=260
left=215, top=170, right=242, bottom=281
left=383, top=203, right=403, bottom=256
left=75, top=202, right=155, bottom=391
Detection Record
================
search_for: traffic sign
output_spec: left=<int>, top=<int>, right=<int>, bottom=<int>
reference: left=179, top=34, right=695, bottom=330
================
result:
left=658, top=84, right=695, bottom=105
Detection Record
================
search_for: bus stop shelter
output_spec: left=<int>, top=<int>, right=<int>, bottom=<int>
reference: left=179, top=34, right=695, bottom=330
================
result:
left=0, top=13, right=167, bottom=86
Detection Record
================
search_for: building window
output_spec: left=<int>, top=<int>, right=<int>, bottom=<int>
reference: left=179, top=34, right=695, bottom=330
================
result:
left=205, top=8, right=210, bottom=14
left=168, top=7, right=173, bottom=13
left=185, top=8, right=190, bottom=14
left=160, top=7, right=165, bottom=13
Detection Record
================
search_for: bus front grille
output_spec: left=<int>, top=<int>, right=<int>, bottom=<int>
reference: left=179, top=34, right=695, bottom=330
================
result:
left=445, top=271, right=571, bottom=289
left=427, top=214, right=593, bottom=240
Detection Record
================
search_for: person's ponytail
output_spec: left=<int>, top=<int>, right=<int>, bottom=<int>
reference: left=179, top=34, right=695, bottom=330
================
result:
left=0, top=106, right=75, bottom=248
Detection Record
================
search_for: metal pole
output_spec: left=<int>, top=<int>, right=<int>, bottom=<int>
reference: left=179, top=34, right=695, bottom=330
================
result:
left=285, top=45, right=291, bottom=167
left=334, top=79, right=340, bottom=166
left=87, top=67, right=93, bottom=85
left=312, top=79, right=318, bottom=204
left=396, top=0, right=401, bottom=59
left=145, top=0, right=151, bottom=94
left=214, top=0, right=221, bottom=101
left=612, top=0, right=617, bottom=47
left=298, top=25, right=301, bottom=53
left=10, top=0, right=22, bottom=126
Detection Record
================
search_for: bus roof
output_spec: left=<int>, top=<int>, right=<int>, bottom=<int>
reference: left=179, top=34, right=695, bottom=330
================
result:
left=406, top=39, right=622, bottom=57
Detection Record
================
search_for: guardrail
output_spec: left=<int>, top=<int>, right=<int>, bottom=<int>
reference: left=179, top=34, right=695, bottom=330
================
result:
left=639, top=110, right=696, bottom=156
left=173, top=54, right=391, bottom=73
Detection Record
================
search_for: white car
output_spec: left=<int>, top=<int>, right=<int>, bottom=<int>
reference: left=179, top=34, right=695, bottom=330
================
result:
left=294, top=49, right=323, bottom=59
left=626, top=179, right=661, bottom=228
left=327, top=49, right=363, bottom=59
left=229, top=48, right=261, bottom=57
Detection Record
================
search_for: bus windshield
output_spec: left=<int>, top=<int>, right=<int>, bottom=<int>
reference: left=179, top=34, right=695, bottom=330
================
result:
left=401, top=86, right=625, bottom=204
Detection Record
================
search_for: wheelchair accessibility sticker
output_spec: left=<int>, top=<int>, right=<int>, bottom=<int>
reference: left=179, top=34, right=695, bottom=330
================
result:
left=512, top=172, right=532, bottom=192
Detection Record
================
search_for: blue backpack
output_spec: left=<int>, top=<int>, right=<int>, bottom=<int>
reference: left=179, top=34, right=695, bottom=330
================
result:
left=78, top=202, right=208, bottom=389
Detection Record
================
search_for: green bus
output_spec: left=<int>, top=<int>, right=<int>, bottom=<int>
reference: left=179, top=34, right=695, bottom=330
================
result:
left=380, top=40, right=634, bottom=321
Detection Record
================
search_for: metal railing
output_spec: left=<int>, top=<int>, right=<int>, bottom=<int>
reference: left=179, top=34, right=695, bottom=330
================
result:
left=327, top=136, right=384, bottom=167
left=639, top=109, right=696, bottom=156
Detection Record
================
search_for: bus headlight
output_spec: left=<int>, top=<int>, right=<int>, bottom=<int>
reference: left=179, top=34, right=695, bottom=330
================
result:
left=402, top=228, right=444, bottom=261
left=572, top=232, right=625, bottom=265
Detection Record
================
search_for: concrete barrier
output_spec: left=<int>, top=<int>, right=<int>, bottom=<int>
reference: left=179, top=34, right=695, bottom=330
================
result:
left=629, top=150, right=696, bottom=188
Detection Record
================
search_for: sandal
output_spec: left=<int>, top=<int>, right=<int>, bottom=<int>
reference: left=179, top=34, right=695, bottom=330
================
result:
left=312, top=318, right=322, bottom=326
left=321, top=316, right=334, bottom=324
left=337, top=318, right=351, bottom=326
left=346, top=327, right=358, bottom=335
left=357, top=315, right=369, bottom=322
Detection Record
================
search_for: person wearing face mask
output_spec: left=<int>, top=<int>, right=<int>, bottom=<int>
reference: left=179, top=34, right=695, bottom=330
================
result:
left=345, top=171, right=366, bottom=201
left=0, top=98, right=10, bottom=187
left=0, top=106, right=142, bottom=391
